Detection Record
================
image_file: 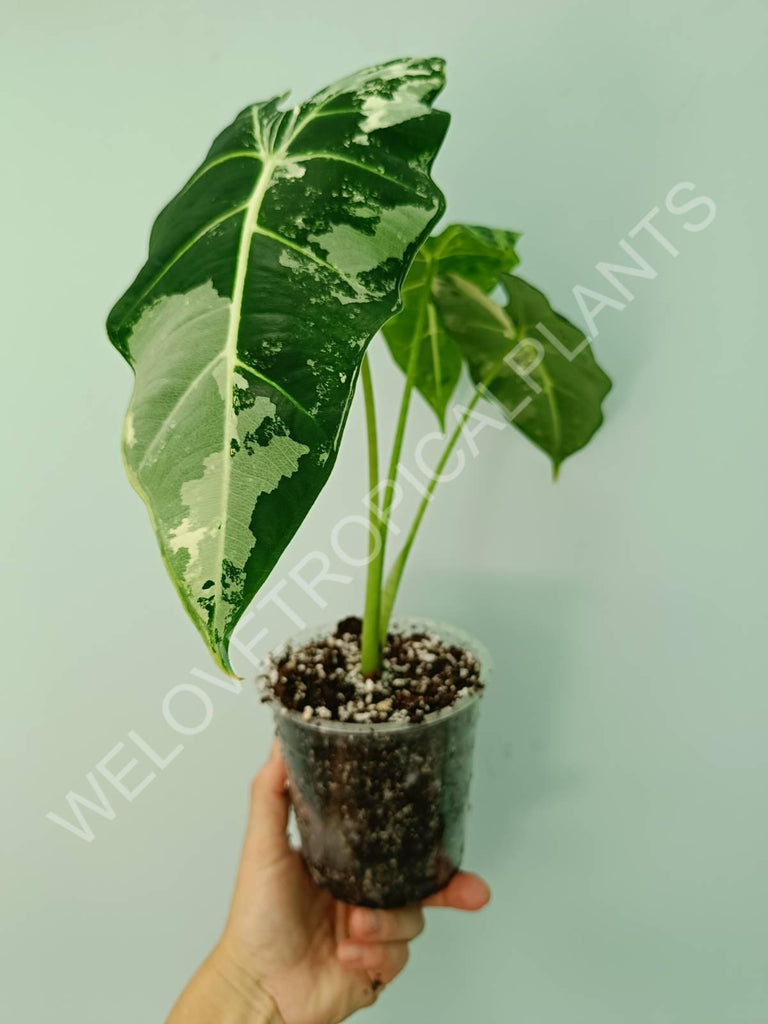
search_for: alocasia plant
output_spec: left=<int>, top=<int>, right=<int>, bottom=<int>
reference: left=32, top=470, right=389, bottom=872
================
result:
left=108, top=57, right=611, bottom=678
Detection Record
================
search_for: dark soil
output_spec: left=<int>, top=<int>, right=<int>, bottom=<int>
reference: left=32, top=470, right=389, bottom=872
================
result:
left=260, top=617, right=484, bottom=908
left=260, top=615, right=483, bottom=724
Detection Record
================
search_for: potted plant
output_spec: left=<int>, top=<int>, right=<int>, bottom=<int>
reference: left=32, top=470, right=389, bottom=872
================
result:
left=107, top=57, right=611, bottom=908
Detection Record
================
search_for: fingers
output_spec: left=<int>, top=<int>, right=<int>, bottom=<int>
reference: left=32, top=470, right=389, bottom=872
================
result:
left=339, top=905, right=422, bottom=991
left=422, top=871, right=491, bottom=911
left=348, top=905, right=425, bottom=943
left=261, top=737, right=288, bottom=791
left=338, top=939, right=409, bottom=984
left=335, top=874, right=489, bottom=997
left=244, top=738, right=290, bottom=861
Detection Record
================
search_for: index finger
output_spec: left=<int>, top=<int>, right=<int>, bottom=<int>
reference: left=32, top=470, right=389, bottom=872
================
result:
left=422, top=871, right=491, bottom=911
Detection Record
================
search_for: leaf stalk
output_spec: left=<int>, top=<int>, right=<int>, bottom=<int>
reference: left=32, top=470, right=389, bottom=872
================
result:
left=360, top=273, right=431, bottom=673
left=378, top=386, right=484, bottom=635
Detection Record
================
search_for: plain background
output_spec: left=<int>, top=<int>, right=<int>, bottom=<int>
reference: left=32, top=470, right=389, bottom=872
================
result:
left=3, top=1, right=767, bottom=1021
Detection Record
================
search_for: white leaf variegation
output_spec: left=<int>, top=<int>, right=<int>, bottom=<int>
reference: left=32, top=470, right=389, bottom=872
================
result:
left=108, top=58, right=449, bottom=673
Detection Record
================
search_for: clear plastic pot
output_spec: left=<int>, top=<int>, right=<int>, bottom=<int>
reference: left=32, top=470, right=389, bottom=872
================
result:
left=266, top=618, right=489, bottom=909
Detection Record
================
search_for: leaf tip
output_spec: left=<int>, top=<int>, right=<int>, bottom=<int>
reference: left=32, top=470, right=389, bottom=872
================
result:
left=214, top=637, right=242, bottom=681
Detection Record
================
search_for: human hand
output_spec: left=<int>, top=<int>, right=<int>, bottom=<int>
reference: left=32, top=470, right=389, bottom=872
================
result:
left=213, top=740, right=491, bottom=1024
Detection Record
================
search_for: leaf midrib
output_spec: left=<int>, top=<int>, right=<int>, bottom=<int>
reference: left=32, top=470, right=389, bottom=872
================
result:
left=212, top=146, right=279, bottom=633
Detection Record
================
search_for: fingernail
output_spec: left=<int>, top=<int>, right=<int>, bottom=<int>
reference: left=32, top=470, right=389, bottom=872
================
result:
left=339, top=943, right=365, bottom=965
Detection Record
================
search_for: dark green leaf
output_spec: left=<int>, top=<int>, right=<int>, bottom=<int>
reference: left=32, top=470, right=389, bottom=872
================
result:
left=382, top=224, right=519, bottom=428
left=432, top=272, right=612, bottom=474
left=107, top=58, right=449, bottom=673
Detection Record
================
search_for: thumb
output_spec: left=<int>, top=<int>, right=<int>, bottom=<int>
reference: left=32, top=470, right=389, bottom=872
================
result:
left=244, top=739, right=290, bottom=862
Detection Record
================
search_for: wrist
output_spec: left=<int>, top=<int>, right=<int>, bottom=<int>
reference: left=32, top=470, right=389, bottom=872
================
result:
left=208, top=944, right=284, bottom=1024
left=167, top=944, right=283, bottom=1024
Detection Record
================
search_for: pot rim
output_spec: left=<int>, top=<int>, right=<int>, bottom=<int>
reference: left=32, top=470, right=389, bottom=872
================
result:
left=260, top=615, right=492, bottom=736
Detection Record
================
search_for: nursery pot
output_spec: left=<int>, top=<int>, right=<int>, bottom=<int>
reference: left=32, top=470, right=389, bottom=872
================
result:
left=267, top=618, right=489, bottom=909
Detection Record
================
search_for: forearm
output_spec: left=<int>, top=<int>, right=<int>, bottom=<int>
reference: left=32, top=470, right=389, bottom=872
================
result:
left=167, top=946, right=283, bottom=1024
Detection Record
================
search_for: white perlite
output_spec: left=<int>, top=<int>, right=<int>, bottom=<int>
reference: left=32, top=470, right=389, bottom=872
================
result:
left=261, top=622, right=482, bottom=725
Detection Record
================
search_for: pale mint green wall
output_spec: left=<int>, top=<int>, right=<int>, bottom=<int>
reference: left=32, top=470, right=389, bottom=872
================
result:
left=2, top=1, right=766, bottom=1021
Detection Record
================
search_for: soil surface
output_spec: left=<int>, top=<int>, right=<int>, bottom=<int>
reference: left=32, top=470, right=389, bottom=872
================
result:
left=260, top=616, right=483, bottom=724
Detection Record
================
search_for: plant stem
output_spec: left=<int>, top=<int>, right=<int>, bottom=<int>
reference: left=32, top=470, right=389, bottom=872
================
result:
left=360, top=355, right=382, bottom=673
left=360, top=288, right=430, bottom=673
left=360, top=355, right=380, bottom=501
left=379, top=386, right=485, bottom=637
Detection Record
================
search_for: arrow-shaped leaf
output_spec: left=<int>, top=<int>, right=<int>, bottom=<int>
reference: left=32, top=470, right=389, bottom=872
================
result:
left=107, top=58, right=449, bottom=673
left=432, top=272, right=612, bottom=473
left=382, top=224, right=519, bottom=428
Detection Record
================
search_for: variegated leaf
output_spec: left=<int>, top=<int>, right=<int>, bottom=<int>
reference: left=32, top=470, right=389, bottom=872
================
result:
left=107, top=58, right=449, bottom=673
left=382, top=224, right=519, bottom=427
left=432, top=272, right=612, bottom=474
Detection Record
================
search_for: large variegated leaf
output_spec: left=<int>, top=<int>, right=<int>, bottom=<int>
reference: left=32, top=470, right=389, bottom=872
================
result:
left=432, top=272, right=612, bottom=474
left=107, top=58, right=449, bottom=673
left=382, top=224, right=519, bottom=427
